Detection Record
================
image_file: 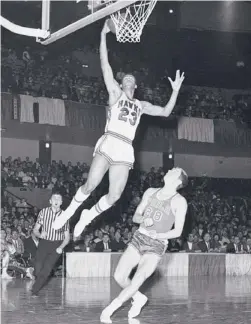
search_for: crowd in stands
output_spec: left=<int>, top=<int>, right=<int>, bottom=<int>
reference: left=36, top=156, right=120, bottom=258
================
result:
left=2, top=44, right=250, bottom=122
left=1, top=155, right=251, bottom=279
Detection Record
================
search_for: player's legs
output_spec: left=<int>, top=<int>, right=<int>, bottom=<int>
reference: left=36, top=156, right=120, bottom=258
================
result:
left=53, top=154, right=109, bottom=230
left=114, top=245, right=148, bottom=308
left=107, top=164, right=130, bottom=204
left=100, top=253, right=160, bottom=323
left=117, top=253, right=160, bottom=303
left=74, top=164, right=130, bottom=237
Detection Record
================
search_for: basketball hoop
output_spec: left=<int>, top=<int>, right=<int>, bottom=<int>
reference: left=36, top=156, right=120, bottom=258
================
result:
left=107, top=0, right=157, bottom=43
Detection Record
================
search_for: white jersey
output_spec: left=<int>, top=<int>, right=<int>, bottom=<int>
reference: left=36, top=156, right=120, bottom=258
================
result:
left=105, top=92, right=143, bottom=141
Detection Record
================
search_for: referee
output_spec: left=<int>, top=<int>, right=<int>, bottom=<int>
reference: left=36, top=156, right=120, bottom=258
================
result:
left=32, top=192, right=70, bottom=296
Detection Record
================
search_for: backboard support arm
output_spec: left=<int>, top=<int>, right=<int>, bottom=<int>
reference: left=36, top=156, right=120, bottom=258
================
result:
left=0, top=16, right=49, bottom=39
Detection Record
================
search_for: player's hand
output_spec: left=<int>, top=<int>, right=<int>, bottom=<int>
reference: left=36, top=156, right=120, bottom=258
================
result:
left=102, top=20, right=111, bottom=34
left=56, top=247, right=63, bottom=254
left=168, top=70, right=185, bottom=92
left=40, top=231, right=47, bottom=239
left=143, top=217, right=154, bottom=227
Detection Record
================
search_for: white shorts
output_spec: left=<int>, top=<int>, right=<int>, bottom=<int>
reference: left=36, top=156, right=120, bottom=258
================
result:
left=93, top=131, right=134, bottom=168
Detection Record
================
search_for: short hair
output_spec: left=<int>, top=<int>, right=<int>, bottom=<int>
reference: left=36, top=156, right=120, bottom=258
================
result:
left=51, top=191, right=62, bottom=198
left=177, top=168, right=188, bottom=190
left=122, top=74, right=136, bottom=83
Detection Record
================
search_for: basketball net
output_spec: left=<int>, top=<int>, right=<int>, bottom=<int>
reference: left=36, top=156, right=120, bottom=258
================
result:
left=107, top=0, right=157, bottom=43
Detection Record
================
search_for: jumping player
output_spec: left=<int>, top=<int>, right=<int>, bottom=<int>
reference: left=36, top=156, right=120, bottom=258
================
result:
left=53, top=20, right=185, bottom=237
left=100, top=167, right=188, bottom=323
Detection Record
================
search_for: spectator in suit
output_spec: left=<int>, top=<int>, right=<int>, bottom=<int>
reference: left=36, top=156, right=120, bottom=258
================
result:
left=110, top=230, right=126, bottom=252
left=9, top=229, right=24, bottom=255
left=226, top=236, right=244, bottom=253
left=23, top=232, right=39, bottom=267
left=94, top=234, right=111, bottom=252
left=183, top=233, right=199, bottom=252
left=198, top=233, right=213, bottom=253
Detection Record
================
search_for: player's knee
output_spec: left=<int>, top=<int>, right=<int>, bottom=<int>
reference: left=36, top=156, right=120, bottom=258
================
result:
left=81, top=181, right=97, bottom=195
left=114, top=270, right=126, bottom=286
left=107, top=191, right=122, bottom=205
left=134, top=270, right=152, bottom=283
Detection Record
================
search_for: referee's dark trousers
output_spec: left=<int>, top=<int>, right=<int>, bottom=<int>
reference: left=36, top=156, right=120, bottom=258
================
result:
left=32, top=239, right=62, bottom=294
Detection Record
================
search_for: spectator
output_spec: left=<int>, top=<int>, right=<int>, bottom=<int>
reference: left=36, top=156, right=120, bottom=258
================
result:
left=183, top=233, right=199, bottom=252
left=94, top=233, right=111, bottom=252
left=9, top=229, right=24, bottom=255
left=75, top=234, right=95, bottom=252
left=167, top=239, right=180, bottom=253
left=122, top=231, right=133, bottom=245
left=110, top=230, right=126, bottom=252
left=219, top=229, right=230, bottom=246
left=198, top=233, right=213, bottom=253
left=93, top=230, right=104, bottom=244
left=226, top=236, right=244, bottom=254
left=246, top=238, right=251, bottom=253
left=211, top=233, right=222, bottom=251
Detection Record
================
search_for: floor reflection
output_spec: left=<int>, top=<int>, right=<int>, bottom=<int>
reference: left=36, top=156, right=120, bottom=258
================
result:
left=2, top=276, right=251, bottom=324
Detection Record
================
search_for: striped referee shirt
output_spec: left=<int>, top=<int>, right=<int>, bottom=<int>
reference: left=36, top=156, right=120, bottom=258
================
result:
left=36, top=207, right=69, bottom=241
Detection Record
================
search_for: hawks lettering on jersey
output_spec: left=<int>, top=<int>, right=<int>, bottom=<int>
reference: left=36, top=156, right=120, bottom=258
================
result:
left=105, top=93, right=143, bottom=141
left=117, top=99, right=139, bottom=126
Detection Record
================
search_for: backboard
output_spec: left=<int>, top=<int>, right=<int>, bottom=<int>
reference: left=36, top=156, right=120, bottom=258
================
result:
left=0, top=0, right=138, bottom=45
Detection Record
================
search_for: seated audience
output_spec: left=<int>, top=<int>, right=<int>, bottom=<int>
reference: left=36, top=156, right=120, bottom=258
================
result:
left=1, top=229, right=34, bottom=279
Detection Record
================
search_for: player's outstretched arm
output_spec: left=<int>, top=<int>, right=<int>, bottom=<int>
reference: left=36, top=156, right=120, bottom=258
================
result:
left=132, top=188, right=157, bottom=224
left=100, top=21, right=121, bottom=97
left=156, top=196, right=188, bottom=240
left=142, top=70, right=185, bottom=117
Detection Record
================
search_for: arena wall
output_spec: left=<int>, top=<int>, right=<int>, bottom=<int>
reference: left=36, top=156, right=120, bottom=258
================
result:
left=1, top=137, right=39, bottom=161
left=66, top=253, right=251, bottom=278
left=175, top=154, right=251, bottom=179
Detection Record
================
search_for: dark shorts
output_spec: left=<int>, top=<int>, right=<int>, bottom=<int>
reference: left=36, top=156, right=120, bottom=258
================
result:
left=129, top=230, right=167, bottom=257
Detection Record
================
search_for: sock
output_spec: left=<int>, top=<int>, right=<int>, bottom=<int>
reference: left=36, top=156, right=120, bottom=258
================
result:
left=88, top=195, right=112, bottom=220
left=67, top=187, right=90, bottom=212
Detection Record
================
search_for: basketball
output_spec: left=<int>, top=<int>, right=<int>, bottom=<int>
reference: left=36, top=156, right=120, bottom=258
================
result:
left=107, top=18, right=116, bottom=34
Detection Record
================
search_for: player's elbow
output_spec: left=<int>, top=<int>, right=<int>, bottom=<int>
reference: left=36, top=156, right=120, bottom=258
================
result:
left=162, top=111, right=171, bottom=118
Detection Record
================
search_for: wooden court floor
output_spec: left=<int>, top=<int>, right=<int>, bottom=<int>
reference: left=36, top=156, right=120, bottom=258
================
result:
left=2, top=275, right=251, bottom=324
